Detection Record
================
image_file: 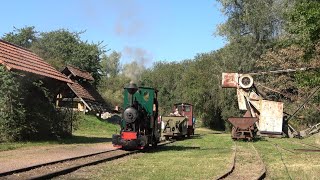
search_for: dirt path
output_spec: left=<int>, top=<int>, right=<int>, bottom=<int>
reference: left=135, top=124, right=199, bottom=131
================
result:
left=0, top=142, right=115, bottom=174
left=224, top=142, right=265, bottom=180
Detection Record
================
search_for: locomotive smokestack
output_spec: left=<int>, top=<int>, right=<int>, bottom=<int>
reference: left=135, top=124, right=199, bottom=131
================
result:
left=126, top=81, right=138, bottom=95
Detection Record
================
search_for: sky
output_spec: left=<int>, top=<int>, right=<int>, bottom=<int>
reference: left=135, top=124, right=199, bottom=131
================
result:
left=0, top=0, right=226, bottom=67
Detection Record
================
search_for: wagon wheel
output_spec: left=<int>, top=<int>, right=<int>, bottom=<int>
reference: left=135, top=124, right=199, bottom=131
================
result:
left=231, top=126, right=237, bottom=139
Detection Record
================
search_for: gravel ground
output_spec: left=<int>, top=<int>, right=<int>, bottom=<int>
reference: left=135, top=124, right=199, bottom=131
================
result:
left=0, top=142, right=115, bottom=174
left=224, top=143, right=265, bottom=180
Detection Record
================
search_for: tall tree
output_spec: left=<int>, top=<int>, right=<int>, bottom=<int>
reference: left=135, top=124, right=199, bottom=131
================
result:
left=31, top=29, right=104, bottom=84
left=2, top=26, right=37, bottom=48
left=286, top=0, right=320, bottom=53
left=100, top=51, right=121, bottom=78
left=216, top=0, right=288, bottom=73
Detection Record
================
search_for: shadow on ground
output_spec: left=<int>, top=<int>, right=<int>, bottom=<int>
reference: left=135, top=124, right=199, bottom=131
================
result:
left=59, top=136, right=112, bottom=144
left=143, top=145, right=200, bottom=153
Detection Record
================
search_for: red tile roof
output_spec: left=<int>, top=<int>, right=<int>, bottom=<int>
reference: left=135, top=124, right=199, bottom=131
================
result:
left=65, top=66, right=94, bottom=81
left=0, top=40, right=72, bottom=83
left=67, top=81, right=108, bottom=111
left=67, top=82, right=104, bottom=102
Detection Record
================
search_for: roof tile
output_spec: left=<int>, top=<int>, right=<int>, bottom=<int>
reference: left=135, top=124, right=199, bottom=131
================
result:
left=0, top=40, right=72, bottom=83
left=66, top=66, right=94, bottom=81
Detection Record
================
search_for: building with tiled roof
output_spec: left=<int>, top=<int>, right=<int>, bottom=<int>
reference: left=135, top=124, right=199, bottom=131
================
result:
left=57, top=66, right=110, bottom=113
left=0, top=40, right=72, bottom=83
left=62, top=65, right=94, bottom=81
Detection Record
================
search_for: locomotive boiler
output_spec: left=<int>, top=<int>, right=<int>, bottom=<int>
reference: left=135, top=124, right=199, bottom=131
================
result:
left=112, top=82, right=161, bottom=149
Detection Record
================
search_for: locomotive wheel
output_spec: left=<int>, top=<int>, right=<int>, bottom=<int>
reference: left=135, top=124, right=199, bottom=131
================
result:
left=152, top=136, right=158, bottom=147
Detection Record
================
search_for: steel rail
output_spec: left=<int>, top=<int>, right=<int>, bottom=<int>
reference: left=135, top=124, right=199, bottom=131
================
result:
left=216, top=142, right=267, bottom=180
left=0, top=149, right=118, bottom=177
left=1, top=141, right=175, bottom=180
left=30, top=150, right=136, bottom=180
left=252, top=144, right=267, bottom=180
left=215, top=142, right=237, bottom=180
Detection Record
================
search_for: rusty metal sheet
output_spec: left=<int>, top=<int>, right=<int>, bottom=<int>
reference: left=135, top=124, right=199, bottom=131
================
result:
left=237, top=89, right=247, bottom=110
left=222, top=73, right=239, bottom=88
left=258, top=100, right=283, bottom=133
left=228, top=117, right=258, bottom=129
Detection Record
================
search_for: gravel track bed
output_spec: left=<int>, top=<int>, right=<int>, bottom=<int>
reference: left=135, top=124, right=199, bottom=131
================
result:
left=0, top=143, right=115, bottom=174
left=223, top=142, right=266, bottom=180
left=2, top=149, right=128, bottom=180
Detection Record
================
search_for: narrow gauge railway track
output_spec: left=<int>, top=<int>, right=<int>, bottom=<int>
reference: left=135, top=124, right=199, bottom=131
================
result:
left=292, top=141, right=320, bottom=152
left=266, top=138, right=320, bottom=180
left=216, top=142, right=266, bottom=180
left=268, top=139, right=320, bottom=153
left=0, top=141, right=174, bottom=180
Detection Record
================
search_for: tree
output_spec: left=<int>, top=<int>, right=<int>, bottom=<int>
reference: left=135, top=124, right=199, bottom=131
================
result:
left=285, top=0, right=320, bottom=54
left=31, top=29, right=104, bottom=84
left=217, top=0, right=285, bottom=43
left=1, top=26, right=37, bottom=48
left=100, top=51, right=121, bottom=78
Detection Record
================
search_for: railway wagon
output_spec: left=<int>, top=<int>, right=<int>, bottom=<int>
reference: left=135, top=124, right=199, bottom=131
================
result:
left=161, top=103, right=195, bottom=139
left=112, top=82, right=161, bottom=149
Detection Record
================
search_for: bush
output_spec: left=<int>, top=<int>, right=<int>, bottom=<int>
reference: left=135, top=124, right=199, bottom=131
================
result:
left=0, top=65, right=26, bottom=141
left=0, top=65, right=81, bottom=141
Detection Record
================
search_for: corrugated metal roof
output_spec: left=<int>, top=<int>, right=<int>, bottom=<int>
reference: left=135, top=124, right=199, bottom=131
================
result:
left=0, top=40, right=72, bottom=83
left=65, top=66, right=94, bottom=81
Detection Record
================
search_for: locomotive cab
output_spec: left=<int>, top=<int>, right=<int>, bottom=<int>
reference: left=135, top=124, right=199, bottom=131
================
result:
left=112, top=82, right=160, bottom=149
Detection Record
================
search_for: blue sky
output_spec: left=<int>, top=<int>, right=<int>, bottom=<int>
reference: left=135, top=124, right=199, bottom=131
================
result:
left=0, top=0, right=226, bottom=67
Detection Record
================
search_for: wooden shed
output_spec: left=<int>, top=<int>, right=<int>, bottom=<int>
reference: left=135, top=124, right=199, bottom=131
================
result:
left=56, top=66, right=110, bottom=113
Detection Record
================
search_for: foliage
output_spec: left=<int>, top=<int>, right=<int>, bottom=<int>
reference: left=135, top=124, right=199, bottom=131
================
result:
left=31, top=29, right=104, bottom=85
left=2, top=26, right=37, bottom=48
left=100, top=51, right=122, bottom=78
left=0, top=65, right=83, bottom=142
left=217, top=0, right=285, bottom=42
left=0, top=65, right=26, bottom=141
left=0, top=115, right=118, bottom=152
left=286, top=0, right=320, bottom=51
left=2, top=27, right=105, bottom=85
left=98, top=75, right=130, bottom=107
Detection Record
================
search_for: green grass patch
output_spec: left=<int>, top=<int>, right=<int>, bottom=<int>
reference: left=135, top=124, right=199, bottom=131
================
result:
left=254, top=136, right=320, bottom=179
left=64, top=129, right=234, bottom=180
left=0, top=115, right=119, bottom=151
left=73, top=115, right=119, bottom=138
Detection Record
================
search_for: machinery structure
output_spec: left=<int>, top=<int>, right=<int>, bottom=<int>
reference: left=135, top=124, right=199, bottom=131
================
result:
left=112, top=82, right=161, bottom=149
left=222, top=70, right=320, bottom=140
left=222, top=73, right=284, bottom=140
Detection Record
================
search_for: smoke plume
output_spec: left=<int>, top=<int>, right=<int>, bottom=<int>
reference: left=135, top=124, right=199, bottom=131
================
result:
left=122, top=46, right=153, bottom=83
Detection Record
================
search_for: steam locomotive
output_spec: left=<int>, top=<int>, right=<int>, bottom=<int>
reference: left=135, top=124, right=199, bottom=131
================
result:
left=112, top=82, right=161, bottom=149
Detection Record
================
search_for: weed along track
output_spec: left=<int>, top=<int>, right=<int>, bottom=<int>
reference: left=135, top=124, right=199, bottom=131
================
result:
left=216, top=142, right=266, bottom=180
left=0, top=141, right=174, bottom=180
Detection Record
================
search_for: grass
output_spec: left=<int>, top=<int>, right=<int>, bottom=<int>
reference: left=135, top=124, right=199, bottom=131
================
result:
left=253, top=135, right=320, bottom=179
left=1, top=116, right=319, bottom=179
left=61, top=128, right=235, bottom=180
left=73, top=115, right=119, bottom=138
left=0, top=115, right=119, bottom=152
left=60, top=129, right=320, bottom=180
